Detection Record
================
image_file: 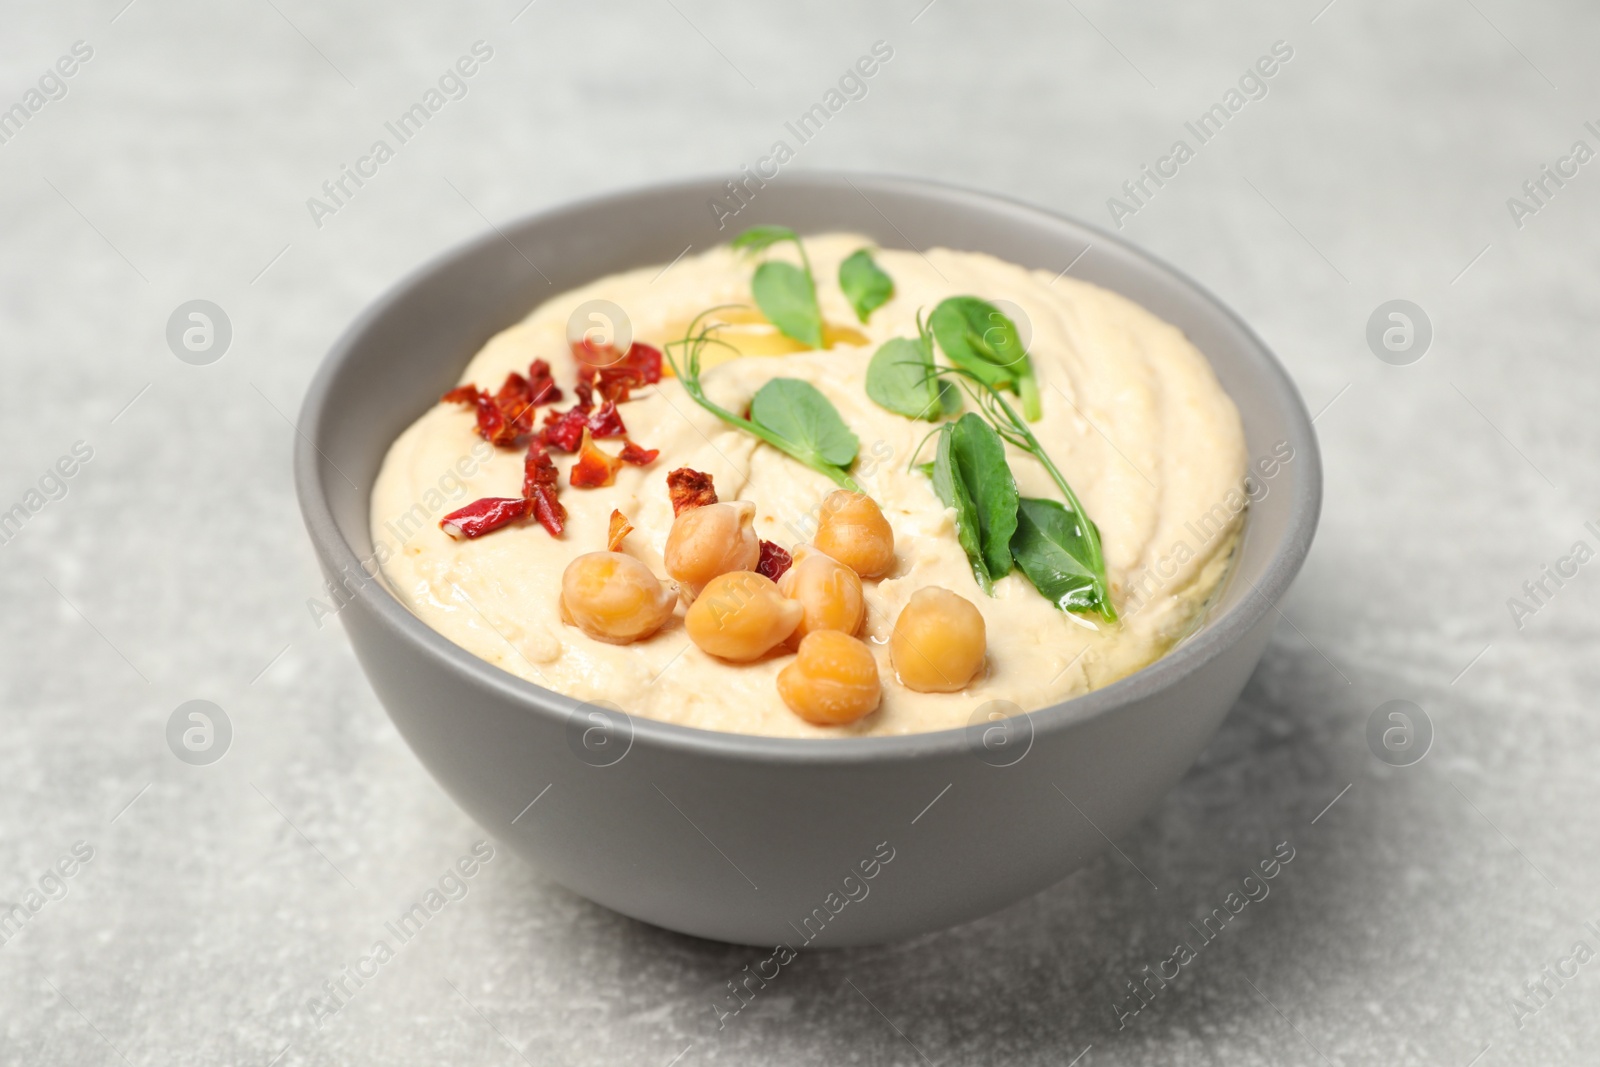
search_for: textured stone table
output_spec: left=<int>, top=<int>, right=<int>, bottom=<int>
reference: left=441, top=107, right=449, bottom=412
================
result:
left=2, top=1, right=1596, bottom=1064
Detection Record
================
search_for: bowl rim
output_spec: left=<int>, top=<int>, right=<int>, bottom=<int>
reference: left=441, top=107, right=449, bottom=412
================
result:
left=295, top=170, right=1322, bottom=766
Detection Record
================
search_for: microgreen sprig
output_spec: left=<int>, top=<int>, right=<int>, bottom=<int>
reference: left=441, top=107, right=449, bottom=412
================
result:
left=663, top=307, right=862, bottom=490
left=731, top=225, right=825, bottom=349
left=927, top=365, right=1116, bottom=620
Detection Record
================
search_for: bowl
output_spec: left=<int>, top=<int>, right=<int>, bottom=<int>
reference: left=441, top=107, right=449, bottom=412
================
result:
left=294, top=172, right=1321, bottom=947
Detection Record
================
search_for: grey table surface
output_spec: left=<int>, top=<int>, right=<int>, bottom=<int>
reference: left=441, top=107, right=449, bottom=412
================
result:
left=3, top=0, right=1597, bottom=1064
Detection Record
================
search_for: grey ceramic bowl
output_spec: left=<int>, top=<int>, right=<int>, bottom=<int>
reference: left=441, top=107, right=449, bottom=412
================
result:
left=295, top=172, right=1320, bottom=947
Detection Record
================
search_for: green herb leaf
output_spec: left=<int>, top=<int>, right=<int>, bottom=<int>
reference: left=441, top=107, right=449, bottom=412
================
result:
left=950, top=414, right=1019, bottom=580
left=929, top=414, right=1020, bottom=593
left=731, top=225, right=799, bottom=255
left=734, top=226, right=825, bottom=349
left=866, top=337, right=940, bottom=420
left=839, top=249, right=894, bottom=323
left=749, top=378, right=860, bottom=470
left=1010, top=497, right=1110, bottom=616
left=929, top=296, right=1041, bottom=420
left=931, top=422, right=992, bottom=593
left=751, top=261, right=825, bottom=349
left=866, top=316, right=960, bottom=422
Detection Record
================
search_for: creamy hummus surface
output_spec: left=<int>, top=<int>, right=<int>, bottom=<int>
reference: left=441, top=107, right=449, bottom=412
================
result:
left=370, top=234, right=1247, bottom=738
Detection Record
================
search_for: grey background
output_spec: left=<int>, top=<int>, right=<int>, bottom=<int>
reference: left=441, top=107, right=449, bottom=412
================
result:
left=1, top=0, right=1595, bottom=1064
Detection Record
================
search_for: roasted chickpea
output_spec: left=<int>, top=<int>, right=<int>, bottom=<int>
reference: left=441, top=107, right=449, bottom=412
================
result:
left=664, top=500, right=760, bottom=597
left=813, top=490, right=895, bottom=579
left=778, top=631, right=882, bottom=726
left=889, top=586, right=986, bottom=692
left=777, top=544, right=865, bottom=645
left=559, top=552, right=676, bottom=645
left=685, top=570, right=803, bottom=662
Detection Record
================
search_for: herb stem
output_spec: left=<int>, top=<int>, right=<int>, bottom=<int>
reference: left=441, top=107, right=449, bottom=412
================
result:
left=664, top=313, right=861, bottom=492
left=1017, top=372, right=1042, bottom=422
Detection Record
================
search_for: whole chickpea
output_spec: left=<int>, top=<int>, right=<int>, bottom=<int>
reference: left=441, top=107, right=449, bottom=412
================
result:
left=889, top=586, right=986, bottom=692
left=813, top=491, right=895, bottom=579
left=777, top=631, right=882, bottom=726
left=664, top=500, right=760, bottom=598
left=685, top=570, right=803, bottom=662
left=559, top=552, right=676, bottom=645
left=777, top=545, right=865, bottom=644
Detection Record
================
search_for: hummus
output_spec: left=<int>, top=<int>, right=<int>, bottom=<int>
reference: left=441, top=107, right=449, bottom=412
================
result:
left=369, top=234, right=1247, bottom=737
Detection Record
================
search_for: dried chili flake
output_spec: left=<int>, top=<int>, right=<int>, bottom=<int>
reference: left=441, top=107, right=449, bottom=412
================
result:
left=570, top=337, right=615, bottom=373
left=440, top=497, right=530, bottom=540
left=539, top=404, right=590, bottom=453
left=576, top=342, right=664, bottom=404
left=569, top=430, right=624, bottom=489
left=540, top=397, right=629, bottom=452
left=606, top=509, right=634, bottom=552
left=525, top=359, right=562, bottom=406
left=667, top=467, right=717, bottom=516
left=492, top=373, right=538, bottom=439
left=442, top=386, right=510, bottom=447
left=587, top=400, right=627, bottom=439
left=522, top=440, right=566, bottom=537
left=617, top=441, right=659, bottom=467
left=756, top=540, right=793, bottom=582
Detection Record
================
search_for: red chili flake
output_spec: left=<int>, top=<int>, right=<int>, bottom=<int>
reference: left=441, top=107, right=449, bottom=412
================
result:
left=574, top=380, right=595, bottom=411
left=577, top=342, right=664, bottom=404
left=522, top=440, right=565, bottom=537
left=492, top=373, right=538, bottom=440
left=667, top=468, right=718, bottom=515
left=442, top=383, right=522, bottom=448
left=606, top=509, right=634, bottom=552
left=570, top=337, right=614, bottom=373
left=756, top=540, right=793, bottom=582
left=617, top=440, right=659, bottom=466
left=540, top=397, right=629, bottom=451
left=588, top=347, right=662, bottom=404
left=569, top=430, right=624, bottom=489
left=592, top=375, right=632, bottom=405
left=440, top=497, right=530, bottom=540
left=587, top=400, right=627, bottom=439
left=539, top=404, right=589, bottom=453
left=525, top=359, right=562, bottom=407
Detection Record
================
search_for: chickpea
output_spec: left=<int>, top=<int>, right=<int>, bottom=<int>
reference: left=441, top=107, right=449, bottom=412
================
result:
left=685, top=570, right=803, bottom=662
left=664, top=500, right=760, bottom=598
left=778, top=631, right=882, bottom=726
left=813, top=490, right=895, bottom=579
left=559, top=552, right=676, bottom=645
left=889, top=586, right=986, bottom=693
left=777, top=545, right=865, bottom=645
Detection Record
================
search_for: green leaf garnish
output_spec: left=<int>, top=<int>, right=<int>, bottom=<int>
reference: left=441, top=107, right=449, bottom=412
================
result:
left=751, top=261, right=824, bottom=349
left=929, top=296, right=1041, bottom=421
left=1010, top=498, right=1105, bottom=615
left=929, top=414, right=1019, bottom=593
left=749, top=378, right=860, bottom=470
left=951, top=414, right=1019, bottom=581
left=931, top=422, right=993, bottom=593
left=932, top=366, right=1115, bottom=621
left=865, top=314, right=959, bottom=421
left=733, top=225, right=824, bottom=349
left=839, top=249, right=894, bottom=323
left=730, top=225, right=799, bottom=255
left=663, top=308, right=861, bottom=490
